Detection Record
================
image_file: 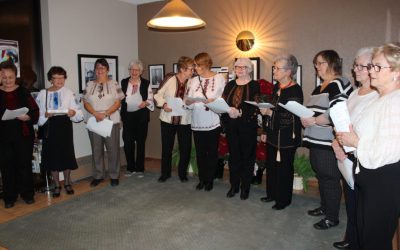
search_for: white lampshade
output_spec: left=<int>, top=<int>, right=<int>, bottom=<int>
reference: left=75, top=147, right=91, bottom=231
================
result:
left=147, top=0, right=206, bottom=30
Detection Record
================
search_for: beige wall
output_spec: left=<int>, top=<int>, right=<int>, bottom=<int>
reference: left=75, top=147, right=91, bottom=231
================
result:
left=138, top=0, right=400, bottom=158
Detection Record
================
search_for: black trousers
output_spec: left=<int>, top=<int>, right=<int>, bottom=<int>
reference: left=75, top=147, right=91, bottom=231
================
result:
left=226, top=123, right=257, bottom=192
left=343, top=181, right=359, bottom=250
left=160, top=121, right=192, bottom=178
left=122, top=113, right=149, bottom=172
left=309, top=148, right=342, bottom=221
left=355, top=162, right=400, bottom=250
left=0, top=134, right=34, bottom=203
left=266, top=146, right=296, bottom=206
left=193, top=127, right=221, bottom=183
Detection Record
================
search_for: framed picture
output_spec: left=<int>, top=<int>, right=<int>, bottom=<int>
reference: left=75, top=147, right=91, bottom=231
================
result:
left=0, top=39, right=20, bottom=77
left=173, top=63, right=178, bottom=73
left=272, top=65, right=302, bottom=86
left=77, top=54, right=118, bottom=93
left=149, top=64, right=165, bottom=89
left=235, top=57, right=260, bottom=80
left=211, top=66, right=221, bottom=73
left=315, top=75, right=322, bottom=87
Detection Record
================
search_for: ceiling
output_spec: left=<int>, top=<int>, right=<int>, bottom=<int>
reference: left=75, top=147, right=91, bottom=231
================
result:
left=119, top=0, right=162, bottom=5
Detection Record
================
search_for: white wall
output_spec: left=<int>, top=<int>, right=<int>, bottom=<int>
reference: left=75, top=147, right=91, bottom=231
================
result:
left=41, top=0, right=139, bottom=158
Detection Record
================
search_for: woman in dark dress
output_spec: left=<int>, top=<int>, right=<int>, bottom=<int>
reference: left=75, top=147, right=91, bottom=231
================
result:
left=222, top=58, right=260, bottom=200
left=36, top=67, right=83, bottom=197
left=0, top=62, right=39, bottom=208
left=259, top=54, right=303, bottom=210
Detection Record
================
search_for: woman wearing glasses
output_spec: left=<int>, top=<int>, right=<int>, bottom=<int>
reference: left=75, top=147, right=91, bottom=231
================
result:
left=221, top=58, right=260, bottom=200
left=259, top=54, right=303, bottom=209
left=186, top=52, right=225, bottom=191
left=331, top=47, right=377, bottom=249
left=336, top=43, right=400, bottom=250
left=301, top=50, right=352, bottom=230
left=120, top=60, right=154, bottom=178
left=154, top=56, right=194, bottom=183
left=36, top=66, right=84, bottom=197
left=83, top=58, right=124, bottom=187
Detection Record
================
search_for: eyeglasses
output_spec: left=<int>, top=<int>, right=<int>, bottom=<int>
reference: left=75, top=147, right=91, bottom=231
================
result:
left=234, top=66, right=247, bottom=70
left=353, top=64, right=369, bottom=71
left=186, top=67, right=194, bottom=71
left=129, top=68, right=141, bottom=72
left=273, top=66, right=288, bottom=71
left=367, top=64, right=392, bottom=72
left=194, top=64, right=202, bottom=68
left=51, top=76, right=65, bottom=80
left=314, top=61, right=328, bottom=67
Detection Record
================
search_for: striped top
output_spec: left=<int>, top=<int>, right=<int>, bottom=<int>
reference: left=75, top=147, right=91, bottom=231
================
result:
left=303, top=76, right=353, bottom=150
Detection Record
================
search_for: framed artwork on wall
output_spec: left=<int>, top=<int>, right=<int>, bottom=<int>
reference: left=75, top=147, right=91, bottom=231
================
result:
left=0, top=39, right=20, bottom=77
left=173, top=63, right=178, bottom=73
left=271, top=65, right=302, bottom=86
left=77, top=54, right=118, bottom=93
left=149, top=64, right=165, bottom=89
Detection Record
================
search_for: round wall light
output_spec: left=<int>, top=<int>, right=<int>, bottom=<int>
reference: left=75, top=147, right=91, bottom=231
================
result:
left=236, top=31, right=255, bottom=51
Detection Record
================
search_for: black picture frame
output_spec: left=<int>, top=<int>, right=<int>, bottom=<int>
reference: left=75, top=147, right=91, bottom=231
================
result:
left=149, top=64, right=165, bottom=89
left=77, top=54, right=118, bottom=93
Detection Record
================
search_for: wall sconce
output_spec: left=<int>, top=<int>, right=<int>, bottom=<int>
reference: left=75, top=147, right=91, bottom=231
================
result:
left=236, top=31, right=255, bottom=51
left=147, top=0, right=206, bottom=31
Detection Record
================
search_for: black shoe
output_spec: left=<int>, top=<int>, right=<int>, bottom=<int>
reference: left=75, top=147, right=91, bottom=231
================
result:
left=260, top=196, right=274, bottom=203
left=196, top=181, right=205, bottom=190
left=313, top=218, right=339, bottom=230
left=23, top=198, right=35, bottom=205
left=64, top=184, right=74, bottom=195
left=158, top=176, right=170, bottom=183
left=4, top=202, right=14, bottom=209
left=204, top=182, right=213, bottom=191
left=90, top=178, right=103, bottom=187
left=52, top=186, right=61, bottom=197
left=272, top=204, right=286, bottom=210
left=226, top=187, right=239, bottom=198
left=307, top=207, right=325, bottom=216
left=333, top=241, right=350, bottom=249
left=179, top=176, right=188, bottom=183
left=240, top=189, right=249, bottom=200
left=110, top=179, right=119, bottom=187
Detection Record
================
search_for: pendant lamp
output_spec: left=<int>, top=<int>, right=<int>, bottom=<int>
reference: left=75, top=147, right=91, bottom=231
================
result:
left=147, top=0, right=206, bottom=30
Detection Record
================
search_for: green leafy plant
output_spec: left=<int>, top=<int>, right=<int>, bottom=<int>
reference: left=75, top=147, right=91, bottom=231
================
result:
left=171, top=143, right=198, bottom=175
left=293, top=154, right=315, bottom=192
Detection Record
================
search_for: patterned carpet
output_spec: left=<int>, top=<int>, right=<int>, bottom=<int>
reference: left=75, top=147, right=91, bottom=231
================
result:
left=0, top=173, right=345, bottom=250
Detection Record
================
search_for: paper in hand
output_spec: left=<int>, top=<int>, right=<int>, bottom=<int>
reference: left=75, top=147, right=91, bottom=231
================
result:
left=86, top=116, right=113, bottom=138
left=205, top=98, right=230, bottom=114
left=278, top=101, right=314, bottom=118
left=186, top=96, right=207, bottom=102
left=126, top=94, right=143, bottom=112
left=2, top=107, right=29, bottom=120
left=245, top=101, right=274, bottom=109
left=338, top=158, right=355, bottom=189
left=330, top=101, right=355, bottom=152
left=166, top=97, right=185, bottom=116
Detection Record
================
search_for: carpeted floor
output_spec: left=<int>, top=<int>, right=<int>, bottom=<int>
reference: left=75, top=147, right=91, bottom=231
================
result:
left=0, top=173, right=345, bottom=250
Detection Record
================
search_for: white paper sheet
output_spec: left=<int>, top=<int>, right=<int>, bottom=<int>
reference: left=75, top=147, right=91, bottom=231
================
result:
left=205, top=98, right=230, bottom=114
left=47, top=109, right=69, bottom=114
left=245, top=101, right=275, bottom=109
left=186, top=96, right=207, bottom=102
left=278, top=101, right=314, bottom=118
left=166, top=97, right=185, bottom=116
left=330, top=102, right=355, bottom=152
left=126, top=94, right=143, bottom=112
left=338, top=158, right=354, bottom=190
left=86, top=116, right=113, bottom=138
left=1, top=107, right=29, bottom=120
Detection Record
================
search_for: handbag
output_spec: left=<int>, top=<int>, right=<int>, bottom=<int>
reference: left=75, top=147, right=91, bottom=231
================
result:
left=38, top=89, right=50, bottom=139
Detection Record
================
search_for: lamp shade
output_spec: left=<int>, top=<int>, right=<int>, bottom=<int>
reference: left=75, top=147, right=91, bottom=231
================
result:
left=147, top=0, right=206, bottom=30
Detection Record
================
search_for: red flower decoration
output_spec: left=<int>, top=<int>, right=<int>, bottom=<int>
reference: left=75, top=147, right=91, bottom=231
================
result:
left=256, top=142, right=267, bottom=161
left=258, top=79, right=274, bottom=96
left=218, top=134, right=229, bottom=158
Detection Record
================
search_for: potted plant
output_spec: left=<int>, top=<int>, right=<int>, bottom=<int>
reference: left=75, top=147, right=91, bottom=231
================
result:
left=293, top=154, right=315, bottom=192
left=171, top=143, right=198, bottom=175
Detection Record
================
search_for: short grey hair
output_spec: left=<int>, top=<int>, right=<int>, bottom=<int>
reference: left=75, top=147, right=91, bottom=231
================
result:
left=273, top=54, right=298, bottom=78
left=355, top=47, right=374, bottom=62
left=128, top=59, right=144, bottom=72
left=234, top=58, right=253, bottom=73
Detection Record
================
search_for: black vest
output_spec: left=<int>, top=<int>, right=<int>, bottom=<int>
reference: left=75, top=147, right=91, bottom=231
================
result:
left=120, top=77, right=151, bottom=123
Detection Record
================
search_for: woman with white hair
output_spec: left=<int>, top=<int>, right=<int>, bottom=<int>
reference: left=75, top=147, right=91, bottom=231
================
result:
left=331, top=47, right=377, bottom=250
left=259, top=54, right=303, bottom=209
left=222, top=57, right=260, bottom=200
left=120, top=59, right=154, bottom=177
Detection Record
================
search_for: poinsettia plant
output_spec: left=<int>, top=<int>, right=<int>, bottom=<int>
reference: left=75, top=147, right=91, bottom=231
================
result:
left=257, top=79, right=274, bottom=103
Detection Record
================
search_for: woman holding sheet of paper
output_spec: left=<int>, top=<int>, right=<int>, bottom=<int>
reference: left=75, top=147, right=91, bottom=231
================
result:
left=259, top=54, right=303, bottom=209
left=330, top=47, right=377, bottom=250
left=186, top=52, right=225, bottom=191
left=0, top=62, right=39, bottom=208
left=83, top=58, right=124, bottom=187
left=301, top=50, right=352, bottom=230
left=154, top=56, right=194, bottom=183
left=221, top=58, right=260, bottom=200
left=36, top=66, right=84, bottom=197
left=336, top=43, right=400, bottom=250
left=120, top=60, right=154, bottom=178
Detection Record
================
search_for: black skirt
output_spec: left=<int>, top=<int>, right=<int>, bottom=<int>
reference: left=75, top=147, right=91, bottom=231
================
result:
left=41, top=115, right=78, bottom=171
